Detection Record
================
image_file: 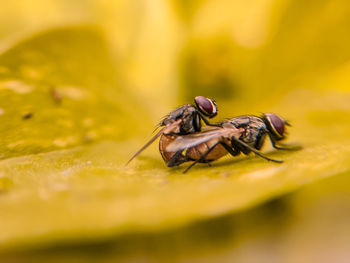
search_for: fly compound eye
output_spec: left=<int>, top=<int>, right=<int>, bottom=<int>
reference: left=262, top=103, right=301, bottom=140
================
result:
left=264, top=113, right=286, bottom=139
left=194, top=96, right=217, bottom=118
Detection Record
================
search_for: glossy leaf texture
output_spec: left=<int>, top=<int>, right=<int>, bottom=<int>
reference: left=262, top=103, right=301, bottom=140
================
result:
left=0, top=27, right=145, bottom=159
left=0, top=85, right=349, bottom=251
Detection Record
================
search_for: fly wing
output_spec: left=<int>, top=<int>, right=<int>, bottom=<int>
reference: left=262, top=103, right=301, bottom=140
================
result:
left=126, top=120, right=182, bottom=165
left=166, top=128, right=233, bottom=153
left=126, top=128, right=165, bottom=165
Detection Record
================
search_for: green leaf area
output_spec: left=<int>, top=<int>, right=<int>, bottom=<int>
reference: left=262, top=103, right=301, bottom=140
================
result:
left=0, top=27, right=349, bottom=257
left=0, top=26, right=145, bottom=159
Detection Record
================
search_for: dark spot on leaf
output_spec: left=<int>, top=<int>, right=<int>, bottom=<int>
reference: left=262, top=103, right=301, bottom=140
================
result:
left=22, top=113, right=33, bottom=120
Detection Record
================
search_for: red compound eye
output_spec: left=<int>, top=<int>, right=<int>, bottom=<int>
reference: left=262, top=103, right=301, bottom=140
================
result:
left=194, top=96, right=217, bottom=118
left=264, top=113, right=286, bottom=138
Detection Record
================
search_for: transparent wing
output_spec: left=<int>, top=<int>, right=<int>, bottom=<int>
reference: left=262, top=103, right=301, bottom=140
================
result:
left=127, top=120, right=181, bottom=165
left=126, top=128, right=165, bottom=165
left=166, top=128, right=235, bottom=152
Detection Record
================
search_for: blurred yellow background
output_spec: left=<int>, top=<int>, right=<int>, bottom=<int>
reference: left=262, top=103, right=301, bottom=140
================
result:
left=2, top=0, right=349, bottom=109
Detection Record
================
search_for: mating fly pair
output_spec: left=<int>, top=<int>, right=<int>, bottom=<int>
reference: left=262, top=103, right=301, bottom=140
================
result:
left=127, top=96, right=290, bottom=173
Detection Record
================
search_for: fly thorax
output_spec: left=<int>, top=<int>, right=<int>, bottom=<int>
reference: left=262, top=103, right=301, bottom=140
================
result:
left=241, top=126, right=259, bottom=146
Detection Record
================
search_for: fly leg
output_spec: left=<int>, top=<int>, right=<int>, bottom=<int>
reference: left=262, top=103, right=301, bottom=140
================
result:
left=183, top=142, right=221, bottom=174
left=220, top=142, right=241, bottom=157
left=231, top=137, right=283, bottom=163
left=167, top=150, right=189, bottom=167
left=198, top=111, right=221, bottom=127
left=268, top=134, right=297, bottom=150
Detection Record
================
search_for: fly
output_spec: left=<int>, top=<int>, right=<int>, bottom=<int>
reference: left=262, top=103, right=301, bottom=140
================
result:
left=126, top=96, right=218, bottom=164
left=164, top=113, right=290, bottom=173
